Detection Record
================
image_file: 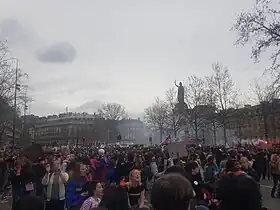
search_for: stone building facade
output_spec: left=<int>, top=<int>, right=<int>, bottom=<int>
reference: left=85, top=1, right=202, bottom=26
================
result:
left=226, top=99, right=280, bottom=142
left=29, top=112, right=118, bottom=145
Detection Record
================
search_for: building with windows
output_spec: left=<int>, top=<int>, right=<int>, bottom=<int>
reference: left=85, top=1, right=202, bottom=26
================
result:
left=225, top=99, right=280, bottom=142
left=29, top=112, right=118, bottom=145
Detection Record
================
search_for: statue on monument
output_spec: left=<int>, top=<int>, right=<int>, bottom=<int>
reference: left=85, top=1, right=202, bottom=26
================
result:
left=174, top=81, right=185, bottom=105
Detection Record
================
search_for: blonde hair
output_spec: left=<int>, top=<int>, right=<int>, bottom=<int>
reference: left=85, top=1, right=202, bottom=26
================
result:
left=128, top=169, right=141, bottom=187
left=240, top=157, right=249, bottom=164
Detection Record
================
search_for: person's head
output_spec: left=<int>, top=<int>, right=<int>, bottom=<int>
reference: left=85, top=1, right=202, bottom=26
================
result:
left=80, top=163, right=87, bottom=175
left=226, top=158, right=241, bottom=172
left=164, top=165, right=187, bottom=177
left=217, top=173, right=262, bottom=210
left=271, top=154, right=279, bottom=162
left=87, top=181, right=103, bottom=197
left=72, top=162, right=82, bottom=181
left=52, top=160, right=61, bottom=172
left=206, top=155, right=215, bottom=164
left=185, top=161, right=200, bottom=175
left=100, top=186, right=129, bottom=210
left=129, top=169, right=141, bottom=184
left=15, top=195, right=44, bottom=210
left=240, top=157, right=249, bottom=170
left=151, top=173, right=194, bottom=210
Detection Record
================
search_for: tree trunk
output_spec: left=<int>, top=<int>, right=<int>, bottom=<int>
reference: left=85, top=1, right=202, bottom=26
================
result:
left=238, top=123, right=242, bottom=144
left=159, top=128, right=163, bottom=142
left=173, top=128, right=177, bottom=138
left=212, top=121, right=217, bottom=145
left=223, top=118, right=227, bottom=145
left=261, top=102, right=269, bottom=141
left=194, top=117, right=198, bottom=141
left=264, top=114, right=269, bottom=140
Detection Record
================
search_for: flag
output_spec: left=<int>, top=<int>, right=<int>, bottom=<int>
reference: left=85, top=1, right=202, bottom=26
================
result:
left=120, top=178, right=126, bottom=186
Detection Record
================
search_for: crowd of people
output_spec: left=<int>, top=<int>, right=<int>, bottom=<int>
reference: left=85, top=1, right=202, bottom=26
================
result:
left=0, top=143, right=279, bottom=210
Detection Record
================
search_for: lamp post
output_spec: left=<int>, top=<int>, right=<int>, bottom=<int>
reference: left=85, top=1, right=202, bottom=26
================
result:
left=12, top=58, right=19, bottom=151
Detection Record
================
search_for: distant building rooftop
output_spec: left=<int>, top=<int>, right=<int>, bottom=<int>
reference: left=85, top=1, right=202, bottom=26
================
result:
left=36, top=112, right=101, bottom=123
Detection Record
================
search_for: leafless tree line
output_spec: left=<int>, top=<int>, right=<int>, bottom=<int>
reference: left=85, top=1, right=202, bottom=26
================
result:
left=144, top=62, right=239, bottom=144
left=0, top=40, right=28, bottom=142
left=145, top=0, right=280, bottom=144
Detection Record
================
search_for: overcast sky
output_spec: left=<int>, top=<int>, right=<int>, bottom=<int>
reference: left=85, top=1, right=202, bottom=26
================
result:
left=0, top=0, right=269, bottom=117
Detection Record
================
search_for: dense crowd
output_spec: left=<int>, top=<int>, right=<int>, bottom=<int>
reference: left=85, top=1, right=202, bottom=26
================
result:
left=0, top=143, right=279, bottom=210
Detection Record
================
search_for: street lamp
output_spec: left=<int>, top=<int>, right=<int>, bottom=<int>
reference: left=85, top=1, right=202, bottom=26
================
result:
left=11, top=58, right=19, bottom=151
left=10, top=58, right=28, bottom=150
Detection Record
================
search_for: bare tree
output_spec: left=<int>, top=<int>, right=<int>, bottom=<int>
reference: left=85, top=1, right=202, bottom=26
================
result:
left=98, top=103, right=128, bottom=120
left=0, top=40, right=27, bottom=104
left=165, top=87, right=184, bottom=138
left=204, top=78, right=219, bottom=144
left=185, top=75, right=207, bottom=141
left=0, top=40, right=27, bottom=144
left=208, top=62, right=238, bottom=144
left=252, top=77, right=280, bottom=140
left=233, top=0, right=280, bottom=94
left=254, top=78, right=280, bottom=102
left=0, top=97, right=13, bottom=142
left=144, top=98, right=169, bottom=141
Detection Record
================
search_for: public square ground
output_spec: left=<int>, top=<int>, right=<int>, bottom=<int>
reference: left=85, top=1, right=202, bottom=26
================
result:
left=0, top=180, right=279, bottom=210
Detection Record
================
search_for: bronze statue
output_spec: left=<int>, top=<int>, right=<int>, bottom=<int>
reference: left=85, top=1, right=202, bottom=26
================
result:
left=174, top=80, right=184, bottom=105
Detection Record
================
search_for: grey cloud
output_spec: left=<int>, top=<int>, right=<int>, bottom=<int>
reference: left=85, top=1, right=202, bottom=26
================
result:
left=0, top=19, right=29, bottom=44
left=36, top=42, right=77, bottom=63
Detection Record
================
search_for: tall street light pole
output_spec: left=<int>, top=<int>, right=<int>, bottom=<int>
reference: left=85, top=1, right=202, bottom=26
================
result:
left=12, top=59, right=19, bottom=151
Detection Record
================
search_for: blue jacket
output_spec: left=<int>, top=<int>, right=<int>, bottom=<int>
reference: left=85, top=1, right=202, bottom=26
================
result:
left=66, top=178, right=86, bottom=207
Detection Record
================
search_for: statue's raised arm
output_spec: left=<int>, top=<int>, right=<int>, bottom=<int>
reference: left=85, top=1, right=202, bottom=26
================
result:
left=174, top=80, right=179, bottom=87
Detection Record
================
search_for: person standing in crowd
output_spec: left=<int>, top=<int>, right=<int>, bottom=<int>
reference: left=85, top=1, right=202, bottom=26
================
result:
left=99, top=185, right=131, bottom=210
left=20, top=157, right=37, bottom=195
left=253, top=150, right=267, bottom=180
left=185, top=161, right=203, bottom=187
left=66, top=162, right=86, bottom=210
left=0, top=154, right=9, bottom=203
left=32, top=158, right=46, bottom=197
left=163, top=153, right=174, bottom=171
left=42, top=160, right=69, bottom=210
left=150, top=155, right=161, bottom=179
left=219, top=153, right=228, bottom=171
left=240, top=157, right=260, bottom=182
left=15, top=194, right=45, bottom=210
left=204, top=155, right=218, bottom=183
left=217, top=173, right=263, bottom=210
left=269, top=153, right=280, bottom=198
left=151, top=173, right=195, bottom=210
left=80, top=181, right=103, bottom=210
left=10, top=160, right=23, bottom=210
left=125, top=169, right=145, bottom=209
left=106, top=159, right=116, bottom=184
left=92, top=149, right=107, bottom=183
